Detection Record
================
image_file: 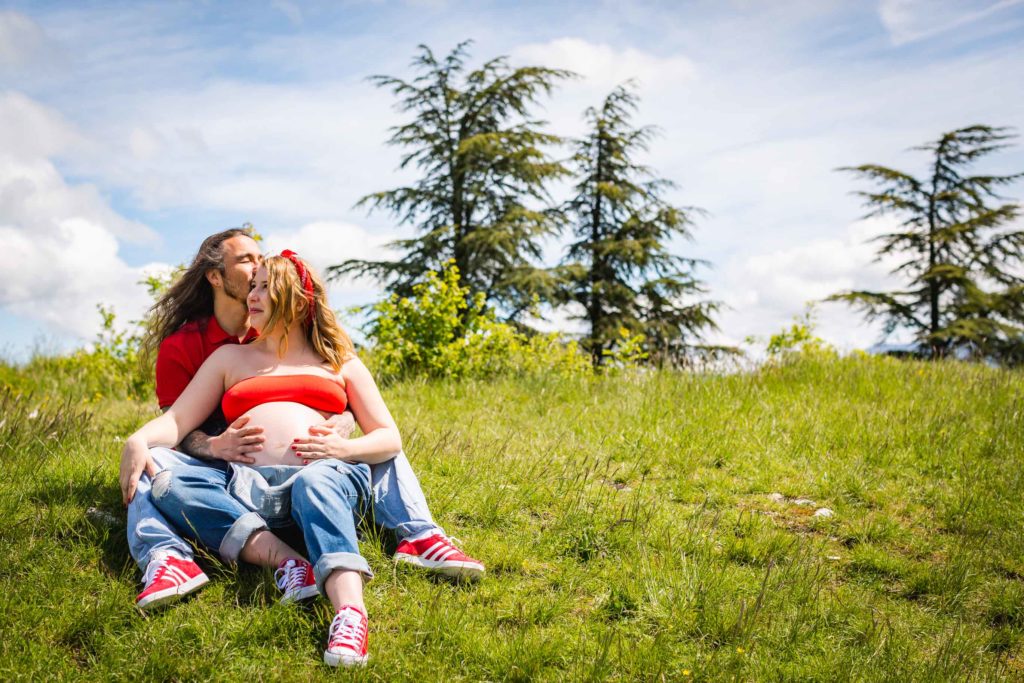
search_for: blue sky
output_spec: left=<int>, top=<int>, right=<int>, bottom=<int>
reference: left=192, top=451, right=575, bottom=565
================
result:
left=1, top=0, right=1023, bottom=359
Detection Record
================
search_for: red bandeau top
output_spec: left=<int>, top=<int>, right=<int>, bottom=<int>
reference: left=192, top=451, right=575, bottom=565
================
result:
left=221, top=374, right=348, bottom=424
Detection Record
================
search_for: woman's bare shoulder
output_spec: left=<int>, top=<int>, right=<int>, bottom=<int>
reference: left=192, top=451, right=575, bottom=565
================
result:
left=204, top=343, right=262, bottom=380
left=339, top=354, right=370, bottom=382
left=207, top=343, right=250, bottom=364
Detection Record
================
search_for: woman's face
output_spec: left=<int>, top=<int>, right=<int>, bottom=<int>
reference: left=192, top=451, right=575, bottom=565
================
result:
left=247, top=265, right=271, bottom=333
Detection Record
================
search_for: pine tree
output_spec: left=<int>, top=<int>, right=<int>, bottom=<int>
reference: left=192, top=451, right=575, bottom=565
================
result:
left=558, top=84, right=719, bottom=365
left=328, top=41, right=572, bottom=321
left=830, top=125, right=1024, bottom=362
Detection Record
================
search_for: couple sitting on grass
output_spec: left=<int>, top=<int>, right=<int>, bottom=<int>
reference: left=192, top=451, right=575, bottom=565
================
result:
left=118, top=228, right=484, bottom=667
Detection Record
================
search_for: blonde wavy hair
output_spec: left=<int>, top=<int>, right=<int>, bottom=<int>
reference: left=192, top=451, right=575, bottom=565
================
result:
left=259, top=253, right=356, bottom=372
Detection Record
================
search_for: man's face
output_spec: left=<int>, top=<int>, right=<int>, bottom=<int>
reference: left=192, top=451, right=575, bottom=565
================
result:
left=214, top=235, right=262, bottom=304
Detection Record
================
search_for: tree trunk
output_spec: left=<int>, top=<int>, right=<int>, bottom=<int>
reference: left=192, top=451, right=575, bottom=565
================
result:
left=589, top=136, right=605, bottom=366
left=927, top=153, right=941, bottom=358
left=450, top=146, right=473, bottom=334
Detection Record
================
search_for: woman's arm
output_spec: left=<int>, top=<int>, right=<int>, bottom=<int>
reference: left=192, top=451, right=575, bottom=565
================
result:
left=293, top=356, right=401, bottom=465
left=119, top=347, right=232, bottom=504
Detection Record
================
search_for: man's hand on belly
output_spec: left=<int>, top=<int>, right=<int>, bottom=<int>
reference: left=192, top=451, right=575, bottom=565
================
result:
left=206, top=416, right=265, bottom=464
left=321, top=410, right=356, bottom=439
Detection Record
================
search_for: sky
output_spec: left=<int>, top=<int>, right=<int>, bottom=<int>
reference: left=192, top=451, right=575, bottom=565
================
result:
left=1, top=0, right=1023, bottom=360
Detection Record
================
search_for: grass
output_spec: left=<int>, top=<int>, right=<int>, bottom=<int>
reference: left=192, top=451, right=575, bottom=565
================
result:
left=1, top=353, right=1023, bottom=680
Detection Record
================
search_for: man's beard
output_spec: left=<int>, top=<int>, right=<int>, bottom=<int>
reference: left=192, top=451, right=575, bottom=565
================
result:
left=223, top=277, right=249, bottom=305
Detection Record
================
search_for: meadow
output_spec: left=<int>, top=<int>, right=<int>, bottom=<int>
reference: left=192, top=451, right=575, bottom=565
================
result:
left=1, top=353, right=1022, bottom=681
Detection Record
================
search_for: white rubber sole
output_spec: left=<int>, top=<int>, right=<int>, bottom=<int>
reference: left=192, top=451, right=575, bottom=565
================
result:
left=394, top=553, right=485, bottom=581
left=323, top=650, right=369, bottom=667
left=280, top=583, right=319, bottom=605
left=136, top=572, right=210, bottom=611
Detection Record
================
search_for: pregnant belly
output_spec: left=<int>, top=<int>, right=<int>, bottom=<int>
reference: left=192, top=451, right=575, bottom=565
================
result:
left=238, top=402, right=327, bottom=466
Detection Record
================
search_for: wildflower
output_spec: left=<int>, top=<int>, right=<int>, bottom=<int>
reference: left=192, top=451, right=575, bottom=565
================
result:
left=682, top=670, right=691, bottom=677
left=736, top=646, right=745, bottom=654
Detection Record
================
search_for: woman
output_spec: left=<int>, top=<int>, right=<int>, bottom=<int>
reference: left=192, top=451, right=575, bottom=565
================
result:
left=119, top=251, right=398, bottom=667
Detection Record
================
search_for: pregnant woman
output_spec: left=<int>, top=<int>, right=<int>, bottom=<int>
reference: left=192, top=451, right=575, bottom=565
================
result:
left=119, top=251, right=396, bottom=667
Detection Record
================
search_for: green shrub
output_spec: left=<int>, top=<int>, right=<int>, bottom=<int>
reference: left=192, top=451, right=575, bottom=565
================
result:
left=364, top=261, right=588, bottom=381
left=601, top=328, right=649, bottom=368
left=764, top=306, right=836, bottom=360
left=1, top=304, right=151, bottom=402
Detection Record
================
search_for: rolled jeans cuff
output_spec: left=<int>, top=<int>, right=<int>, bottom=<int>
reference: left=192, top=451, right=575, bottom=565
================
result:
left=313, top=552, right=374, bottom=593
left=218, top=511, right=268, bottom=563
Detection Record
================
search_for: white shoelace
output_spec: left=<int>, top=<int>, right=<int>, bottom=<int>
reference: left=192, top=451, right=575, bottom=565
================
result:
left=274, top=559, right=308, bottom=593
left=328, top=607, right=367, bottom=653
left=143, top=556, right=171, bottom=587
left=143, top=551, right=188, bottom=586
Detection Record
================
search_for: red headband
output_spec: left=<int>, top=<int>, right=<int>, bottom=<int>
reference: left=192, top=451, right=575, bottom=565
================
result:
left=279, top=250, right=316, bottom=325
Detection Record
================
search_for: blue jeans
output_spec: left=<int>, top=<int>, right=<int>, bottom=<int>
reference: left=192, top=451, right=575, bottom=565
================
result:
left=126, top=447, right=225, bottom=571
left=151, top=460, right=373, bottom=591
left=130, top=447, right=437, bottom=572
left=370, top=451, right=443, bottom=540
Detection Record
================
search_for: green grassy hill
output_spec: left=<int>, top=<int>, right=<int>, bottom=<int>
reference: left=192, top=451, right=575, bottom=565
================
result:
left=1, top=355, right=1022, bottom=681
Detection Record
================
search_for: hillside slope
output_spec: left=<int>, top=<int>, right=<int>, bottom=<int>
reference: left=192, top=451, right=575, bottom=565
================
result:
left=1, top=355, right=1022, bottom=680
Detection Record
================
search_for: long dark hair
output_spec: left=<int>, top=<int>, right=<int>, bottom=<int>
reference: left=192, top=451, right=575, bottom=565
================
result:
left=141, top=227, right=254, bottom=365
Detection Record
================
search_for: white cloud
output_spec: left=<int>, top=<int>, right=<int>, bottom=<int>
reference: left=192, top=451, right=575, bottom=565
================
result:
left=0, top=94, right=165, bottom=341
left=65, top=80, right=405, bottom=223
left=0, top=154, right=156, bottom=245
left=0, top=214, right=163, bottom=339
left=404, top=0, right=452, bottom=9
left=262, top=220, right=396, bottom=277
left=0, top=11, right=60, bottom=72
left=128, top=126, right=164, bottom=161
left=524, top=302, right=587, bottom=338
left=262, top=220, right=398, bottom=317
left=0, top=91, right=82, bottom=160
left=512, top=37, right=697, bottom=92
left=879, top=0, right=1024, bottom=45
left=714, top=218, right=903, bottom=350
left=270, top=0, right=303, bottom=26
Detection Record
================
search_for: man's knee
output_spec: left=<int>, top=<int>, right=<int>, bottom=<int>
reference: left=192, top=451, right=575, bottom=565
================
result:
left=151, top=466, right=217, bottom=505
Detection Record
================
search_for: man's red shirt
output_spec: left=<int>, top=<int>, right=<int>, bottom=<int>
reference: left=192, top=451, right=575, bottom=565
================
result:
left=155, top=316, right=258, bottom=409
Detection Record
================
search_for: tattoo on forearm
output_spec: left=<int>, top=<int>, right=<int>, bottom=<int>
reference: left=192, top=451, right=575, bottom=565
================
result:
left=180, top=430, right=213, bottom=458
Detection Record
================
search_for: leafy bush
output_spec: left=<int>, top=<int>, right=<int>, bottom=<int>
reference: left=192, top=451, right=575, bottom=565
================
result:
left=1, top=267, right=188, bottom=401
left=601, top=328, right=649, bottom=368
left=1, top=305, right=151, bottom=401
left=363, top=261, right=589, bottom=381
left=764, top=307, right=836, bottom=359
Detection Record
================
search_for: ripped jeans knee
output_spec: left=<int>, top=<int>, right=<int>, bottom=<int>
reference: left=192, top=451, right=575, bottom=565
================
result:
left=148, top=463, right=264, bottom=562
left=151, top=469, right=173, bottom=501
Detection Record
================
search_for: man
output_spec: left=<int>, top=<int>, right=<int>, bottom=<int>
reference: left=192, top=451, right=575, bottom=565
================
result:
left=122, top=227, right=483, bottom=611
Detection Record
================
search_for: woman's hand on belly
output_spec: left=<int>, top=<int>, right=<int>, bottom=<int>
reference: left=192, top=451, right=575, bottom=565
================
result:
left=237, top=402, right=327, bottom=467
left=292, top=424, right=352, bottom=464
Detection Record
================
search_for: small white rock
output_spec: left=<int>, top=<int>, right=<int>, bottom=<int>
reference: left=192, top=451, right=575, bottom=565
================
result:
left=792, top=498, right=816, bottom=506
left=768, top=492, right=786, bottom=502
left=86, top=507, right=120, bottom=527
left=813, top=507, right=834, bottom=518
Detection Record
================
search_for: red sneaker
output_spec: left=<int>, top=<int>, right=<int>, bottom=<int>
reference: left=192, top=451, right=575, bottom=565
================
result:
left=136, top=554, right=209, bottom=611
left=275, top=558, right=319, bottom=604
left=324, top=605, right=369, bottom=667
left=394, top=534, right=485, bottom=581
